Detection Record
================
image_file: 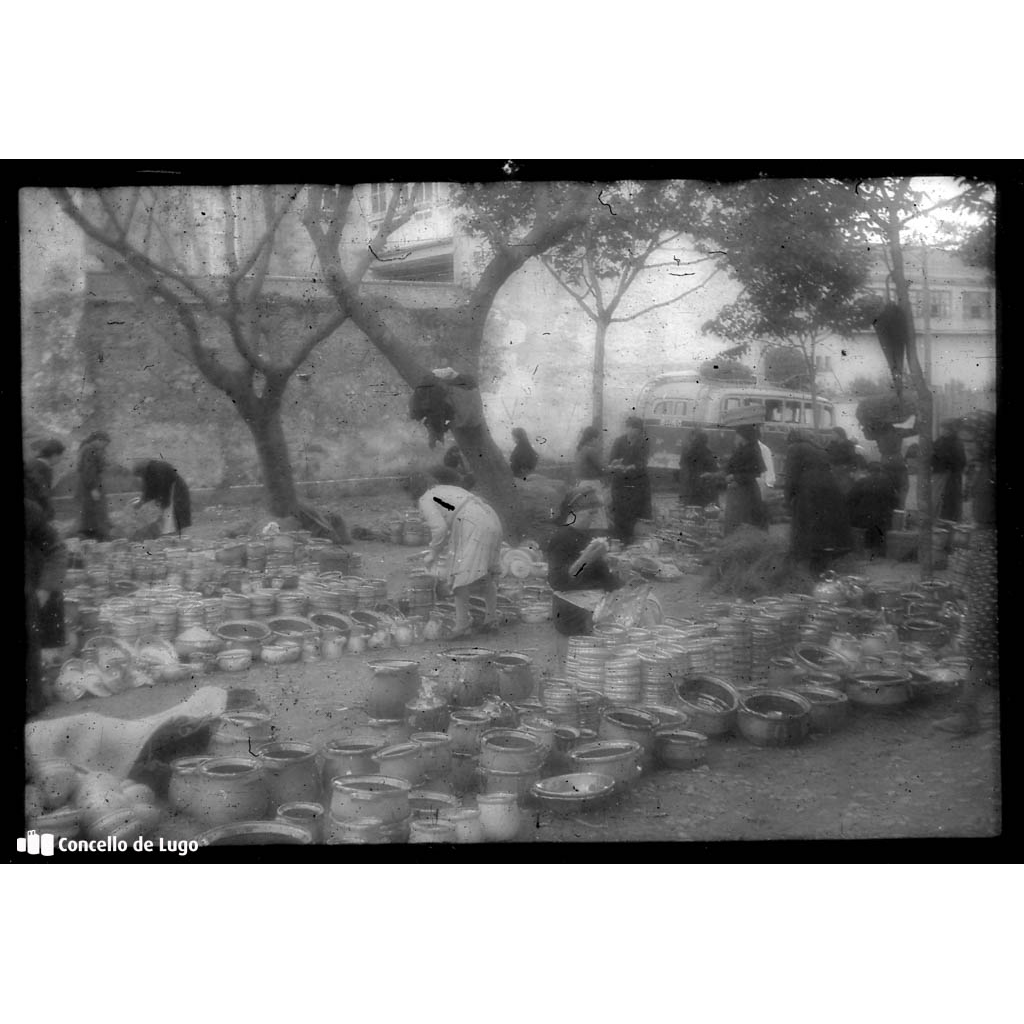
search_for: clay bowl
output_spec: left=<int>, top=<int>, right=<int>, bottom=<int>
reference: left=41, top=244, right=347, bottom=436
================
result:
left=198, top=821, right=314, bottom=846
left=653, top=728, right=709, bottom=769
left=787, top=685, right=849, bottom=733
left=529, top=772, right=616, bottom=814
left=845, top=670, right=914, bottom=708
left=736, top=690, right=812, bottom=748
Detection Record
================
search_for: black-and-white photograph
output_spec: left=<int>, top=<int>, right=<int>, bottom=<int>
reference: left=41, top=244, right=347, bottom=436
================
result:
left=18, top=170, right=1001, bottom=853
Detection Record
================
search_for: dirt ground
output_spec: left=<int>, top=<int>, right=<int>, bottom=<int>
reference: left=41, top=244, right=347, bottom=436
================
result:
left=38, top=490, right=1001, bottom=844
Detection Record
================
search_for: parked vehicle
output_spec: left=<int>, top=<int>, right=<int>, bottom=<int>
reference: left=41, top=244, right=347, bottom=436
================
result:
left=638, top=370, right=836, bottom=486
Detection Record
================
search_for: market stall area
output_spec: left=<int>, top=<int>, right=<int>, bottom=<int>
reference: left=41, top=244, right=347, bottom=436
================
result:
left=25, top=494, right=1000, bottom=847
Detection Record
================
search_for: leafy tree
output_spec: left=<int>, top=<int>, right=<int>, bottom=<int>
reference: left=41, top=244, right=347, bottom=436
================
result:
left=700, top=178, right=876, bottom=429
left=303, top=181, right=592, bottom=536
left=50, top=185, right=355, bottom=515
left=535, top=180, right=721, bottom=430
left=820, top=175, right=995, bottom=573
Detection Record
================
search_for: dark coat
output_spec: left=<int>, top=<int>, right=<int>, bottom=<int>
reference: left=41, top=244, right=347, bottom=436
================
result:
left=608, top=434, right=652, bottom=543
left=138, top=459, right=192, bottom=531
left=785, top=439, right=852, bottom=560
left=931, top=434, right=967, bottom=522
left=76, top=439, right=111, bottom=539
left=723, top=442, right=766, bottom=533
left=546, top=524, right=620, bottom=636
left=679, top=436, right=719, bottom=507
left=25, top=458, right=55, bottom=520
left=846, top=472, right=898, bottom=552
left=25, top=498, right=68, bottom=713
left=510, top=440, right=539, bottom=477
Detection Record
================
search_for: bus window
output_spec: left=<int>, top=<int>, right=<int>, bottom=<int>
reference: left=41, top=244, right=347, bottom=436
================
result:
left=723, top=397, right=741, bottom=412
left=818, top=406, right=834, bottom=428
left=653, top=400, right=669, bottom=415
left=765, top=400, right=783, bottom=422
left=784, top=401, right=802, bottom=423
left=803, top=403, right=816, bottom=425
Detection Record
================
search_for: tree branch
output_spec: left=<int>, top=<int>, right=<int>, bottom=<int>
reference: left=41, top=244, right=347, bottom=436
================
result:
left=540, top=256, right=598, bottom=322
left=611, top=266, right=722, bottom=323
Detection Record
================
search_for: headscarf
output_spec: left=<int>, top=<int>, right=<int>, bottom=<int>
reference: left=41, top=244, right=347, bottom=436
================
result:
left=81, top=430, right=111, bottom=447
left=625, top=415, right=644, bottom=432
left=577, top=425, right=600, bottom=449
left=512, top=427, right=530, bottom=444
left=558, top=483, right=603, bottom=524
left=961, top=410, right=995, bottom=459
left=35, top=438, right=65, bottom=459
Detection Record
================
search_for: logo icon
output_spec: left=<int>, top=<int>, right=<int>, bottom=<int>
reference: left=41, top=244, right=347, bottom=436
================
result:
left=17, top=830, right=55, bottom=856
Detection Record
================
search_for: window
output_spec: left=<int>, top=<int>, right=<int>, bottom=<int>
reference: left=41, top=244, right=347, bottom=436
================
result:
left=765, top=400, right=784, bottom=423
left=400, top=182, right=438, bottom=208
left=962, top=290, right=992, bottom=320
left=784, top=401, right=803, bottom=423
left=911, top=288, right=952, bottom=319
left=370, top=183, right=389, bottom=217
left=814, top=355, right=833, bottom=371
left=723, top=397, right=742, bottom=412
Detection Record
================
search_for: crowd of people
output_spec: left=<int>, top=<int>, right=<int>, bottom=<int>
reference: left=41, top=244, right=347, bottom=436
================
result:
left=24, top=410, right=996, bottom=739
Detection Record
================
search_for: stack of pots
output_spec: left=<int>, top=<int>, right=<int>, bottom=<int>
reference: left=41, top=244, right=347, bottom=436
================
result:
left=405, top=573, right=436, bottom=621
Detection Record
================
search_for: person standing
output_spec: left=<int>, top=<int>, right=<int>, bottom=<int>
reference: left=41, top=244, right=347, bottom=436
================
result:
left=873, top=420, right=918, bottom=509
left=510, top=427, right=539, bottom=478
left=25, top=497, right=68, bottom=717
left=546, top=485, right=622, bottom=665
left=76, top=430, right=112, bottom=540
left=756, top=431, right=776, bottom=502
left=723, top=424, right=767, bottom=534
left=608, top=416, right=652, bottom=545
left=411, top=470, right=503, bottom=639
left=679, top=429, right=719, bottom=507
left=826, top=427, right=860, bottom=497
left=130, top=458, right=192, bottom=539
left=935, top=411, right=997, bottom=736
left=846, top=463, right=898, bottom=558
left=931, top=419, right=967, bottom=523
left=25, top=438, right=66, bottom=521
left=573, top=425, right=609, bottom=531
left=784, top=430, right=852, bottom=572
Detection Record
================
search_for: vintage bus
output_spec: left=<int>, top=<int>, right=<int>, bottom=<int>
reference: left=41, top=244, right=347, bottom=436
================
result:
left=638, top=371, right=836, bottom=484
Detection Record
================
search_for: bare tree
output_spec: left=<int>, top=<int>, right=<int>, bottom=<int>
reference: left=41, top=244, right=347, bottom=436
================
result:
left=51, top=185, right=351, bottom=515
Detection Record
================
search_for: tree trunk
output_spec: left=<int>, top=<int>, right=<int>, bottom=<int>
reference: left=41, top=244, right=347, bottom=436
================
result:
left=243, top=400, right=298, bottom=517
left=808, top=339, right=819, bottom=431
left=886, top=221, right=933, bottom=576
left=592, top=317, right=609, bottom=430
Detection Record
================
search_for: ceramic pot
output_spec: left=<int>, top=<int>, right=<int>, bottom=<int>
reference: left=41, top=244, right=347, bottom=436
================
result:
left=598, top=707, right=660, bottom=764
left=408, top=732, right=453, bottom=781
left=653, top=728, right=709, bottom=769
left=567, top=740, right=643, bottom=786
left=788, top=686, right=849, bottom=733
left=191, top=757, right=269, bottom=828
left=736, top=691, right=812, bottom=747
left=198, top=821, right=313, bottom=846
left=489, top=653, right=536, bottom=703
left=371, top=743, right=428, bottom=786
left=326, top=815, right=385, bottom=845
left=408, top=789, right=460, bottom=822
left=476, top=766, right=540, bottom=802
left=32, top=759, right=80, bottom=810
left=405, top=697, right=451, bottom=733
left=479, top=730, right=545, bottom=773
left=366, top=660, right=421, bottom=719
left=275, top=802, right=325, bottom=843
left=448, top=807, right=485, bottom=844
left=408, top=820, right=457, bottom=844
left=476, top=793, right=521, bottom=841
left=441, top=647, right=498, bottom=707
left=320, top=740, right=382, bottom=791
left=167, top=755, right=212, bottom=816
left=257, top=741, right=321, bottom=807
left=516, top=714, right=558, bottom=760
left=449, top=753, right=479, bottom=797
left=329, top=775, right=412, bottom=824
left=846, top=670, right=914, bottom=708
left=209, top=711, right=274, bottom=758
left=446, top=709, right=495, bottom=755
